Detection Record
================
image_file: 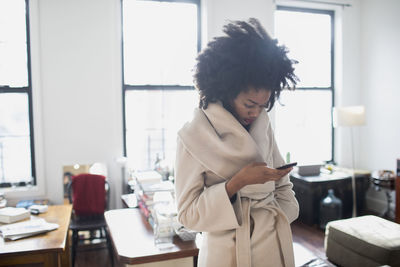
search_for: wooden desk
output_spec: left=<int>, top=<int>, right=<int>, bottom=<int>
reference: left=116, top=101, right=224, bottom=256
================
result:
left=0, top=205, right=72, bottom=267
left=105, top=208, right=199, bottom=267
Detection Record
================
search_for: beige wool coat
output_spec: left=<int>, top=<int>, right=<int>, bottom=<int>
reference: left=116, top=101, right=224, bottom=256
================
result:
left=175, top=102, right=299, bottom=267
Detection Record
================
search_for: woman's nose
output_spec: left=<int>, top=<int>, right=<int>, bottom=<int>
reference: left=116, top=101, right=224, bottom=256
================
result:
left=249, top=107, right=262, bottom=118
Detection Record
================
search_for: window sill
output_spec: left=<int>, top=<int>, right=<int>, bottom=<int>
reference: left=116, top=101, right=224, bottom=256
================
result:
left=0, top=185, right=43, bottom=201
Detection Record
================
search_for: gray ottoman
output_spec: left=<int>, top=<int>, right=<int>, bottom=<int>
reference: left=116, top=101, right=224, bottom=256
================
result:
left=325, top=215, right=400, bottom=267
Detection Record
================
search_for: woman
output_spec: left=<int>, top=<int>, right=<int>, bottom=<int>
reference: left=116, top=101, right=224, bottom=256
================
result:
left=175, top=18, right=299, bottom=267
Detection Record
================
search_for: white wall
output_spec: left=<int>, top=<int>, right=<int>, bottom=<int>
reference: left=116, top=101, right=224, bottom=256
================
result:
left=31, top=0, right=124, bottom=208
left=203, top=0, right=275, bottom=40
left=359, top=0, right=400, bottom=171
left=358, top=0, right=400, bottom=212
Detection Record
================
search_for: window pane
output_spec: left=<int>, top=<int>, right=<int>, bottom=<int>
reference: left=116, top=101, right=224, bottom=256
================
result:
left=125, top=90, right=198, bottom=170
left=0, top=0, right=28, bottom=87
left=0, top=93, right=32, bottom=183
left=123, top=0, right=198, bottom=86
left=274, top=90, right=332, bottom=165
left=275, top=10, right=331, bottom=88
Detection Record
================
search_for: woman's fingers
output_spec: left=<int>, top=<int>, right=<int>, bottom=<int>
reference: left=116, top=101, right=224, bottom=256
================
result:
left=273, top=167, right=293, bottom=181
left=240, top=162, right=292, bottom=185
left=251, top=162, right=268, bottom=167
left=278, top=167, right=293, bottom=176
left=261, top=165, right=292, bottom=181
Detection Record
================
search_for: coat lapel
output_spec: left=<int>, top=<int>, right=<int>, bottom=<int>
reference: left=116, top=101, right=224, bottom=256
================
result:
left=248, top=109, right=274, bottom=164
left=178, top=102, right=270, bottom=181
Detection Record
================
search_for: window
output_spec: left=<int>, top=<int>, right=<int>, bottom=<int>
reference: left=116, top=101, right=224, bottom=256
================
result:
left=0, top=0, right=35, bottom=186
left=274, top=6, right=334, bottom=165
left=122, top=0, right=200, bottom=171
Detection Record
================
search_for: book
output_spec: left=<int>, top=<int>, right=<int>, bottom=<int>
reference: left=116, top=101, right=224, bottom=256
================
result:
left=0, top=207, right=30, bottom=224
left=135, top=181, right=175, bottom=206
left=0, top=218, right=59, bottom=241
left=138, top=200, right=151, bottom=218
left=140, top=181, right=174, bottom=194
left=133, top=170, right=162, bottom=185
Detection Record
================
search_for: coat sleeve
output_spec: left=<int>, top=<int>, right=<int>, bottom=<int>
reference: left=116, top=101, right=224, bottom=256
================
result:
left=270, top=129, right=299, bottom=223
left=175, top=138, right=242, bottom=232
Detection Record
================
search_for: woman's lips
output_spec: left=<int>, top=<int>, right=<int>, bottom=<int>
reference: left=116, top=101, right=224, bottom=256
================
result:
left=244, top=118, right=254, bottom=124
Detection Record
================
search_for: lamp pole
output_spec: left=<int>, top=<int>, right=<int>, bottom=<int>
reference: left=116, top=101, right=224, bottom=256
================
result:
left=333, top=105, right=366, bottom=218
left=350, top=127, right=357, bottom=217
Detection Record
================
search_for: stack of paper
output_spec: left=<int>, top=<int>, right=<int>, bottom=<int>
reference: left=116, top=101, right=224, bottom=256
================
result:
left=0, top=207, right=30, bottom=223
left=133, top=170, right=162, bottom=185
left=131, top=172, right=174, bottom=229
left=0, top=218, right=59, bottom=240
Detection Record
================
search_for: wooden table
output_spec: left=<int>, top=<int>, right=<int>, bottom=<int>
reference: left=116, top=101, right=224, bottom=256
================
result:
left=105, top=208, right=199, bottom=267
left=0, top=205, right=72, bottom=267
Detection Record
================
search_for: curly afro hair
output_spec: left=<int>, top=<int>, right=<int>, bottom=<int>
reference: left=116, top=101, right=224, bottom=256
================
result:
left=194, top=18, right=298, bottom=111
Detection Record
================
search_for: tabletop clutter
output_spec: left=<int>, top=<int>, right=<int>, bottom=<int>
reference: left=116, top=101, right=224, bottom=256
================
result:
left=130, top=170, right=198, bottom=248
left=0, top=199, right=56, bottom=241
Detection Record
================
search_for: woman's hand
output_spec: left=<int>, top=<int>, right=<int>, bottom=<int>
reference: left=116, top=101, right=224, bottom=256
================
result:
left=225, top=162, right=292, bottom=198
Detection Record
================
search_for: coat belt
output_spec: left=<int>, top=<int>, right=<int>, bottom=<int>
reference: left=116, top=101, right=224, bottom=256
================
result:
left=235, top=197, right=295, bottom=267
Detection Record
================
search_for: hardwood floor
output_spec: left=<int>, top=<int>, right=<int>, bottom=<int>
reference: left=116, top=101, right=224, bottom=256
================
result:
left=73, top=242, right=120, bottom=267
left=73, top=220, right=332, bottom=267
left=291, top=220, right=334, bottom=266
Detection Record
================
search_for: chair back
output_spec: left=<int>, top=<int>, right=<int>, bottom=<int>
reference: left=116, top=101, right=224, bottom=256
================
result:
left=68, top=173, right=109, bottom=216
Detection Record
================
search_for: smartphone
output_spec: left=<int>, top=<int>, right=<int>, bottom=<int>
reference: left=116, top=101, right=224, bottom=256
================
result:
left=276, top=162, right=297, bottom=170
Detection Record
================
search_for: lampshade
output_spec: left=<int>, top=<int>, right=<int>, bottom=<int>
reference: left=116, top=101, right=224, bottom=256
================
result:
left=333, top=106, right=366, bottom=127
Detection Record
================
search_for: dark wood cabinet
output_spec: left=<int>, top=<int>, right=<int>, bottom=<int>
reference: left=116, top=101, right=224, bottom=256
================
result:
left=290, top=171, right=370, bottom=226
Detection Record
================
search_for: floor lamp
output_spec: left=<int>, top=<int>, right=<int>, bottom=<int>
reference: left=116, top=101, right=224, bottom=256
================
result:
left=333, top=106, right=366, bottom=217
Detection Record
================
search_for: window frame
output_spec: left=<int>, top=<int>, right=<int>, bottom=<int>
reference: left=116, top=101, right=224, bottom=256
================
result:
left=121, top=0, right=201, bottom=157
left=276, top=5, right=335, bottom=163
left=0, top=0, right=36, bottom=186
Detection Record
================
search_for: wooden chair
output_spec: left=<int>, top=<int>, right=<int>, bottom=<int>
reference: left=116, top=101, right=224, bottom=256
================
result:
left=68, top=173, right=114, bottom=267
